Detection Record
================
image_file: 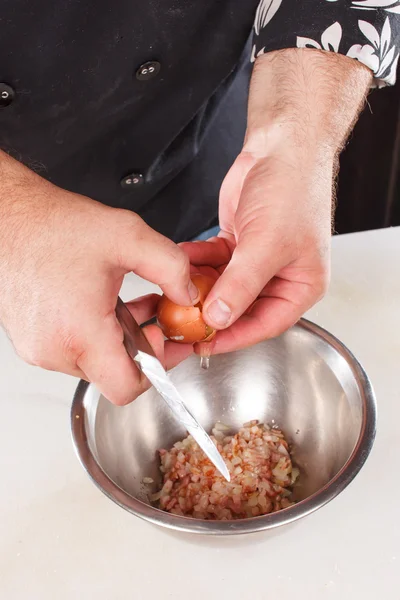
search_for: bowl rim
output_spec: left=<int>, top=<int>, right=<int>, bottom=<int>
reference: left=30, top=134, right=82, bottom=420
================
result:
left=71, top=318, right=377, bottom=536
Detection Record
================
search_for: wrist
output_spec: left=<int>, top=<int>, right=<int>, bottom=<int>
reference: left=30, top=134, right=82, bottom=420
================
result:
left=245, top=48, right=371, bottom=160
left=243, top=122, right=336, bottom=172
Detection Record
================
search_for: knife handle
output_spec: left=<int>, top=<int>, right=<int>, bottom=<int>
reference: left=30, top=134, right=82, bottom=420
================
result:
left=115, top=297, right=157, bottom=362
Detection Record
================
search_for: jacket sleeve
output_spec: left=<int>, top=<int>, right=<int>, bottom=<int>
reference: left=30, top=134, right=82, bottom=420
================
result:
left=252, top=0, right=400, bottom=87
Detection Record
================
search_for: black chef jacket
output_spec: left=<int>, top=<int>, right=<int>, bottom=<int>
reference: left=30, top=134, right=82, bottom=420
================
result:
left=0, top=1, right=398, bottom=242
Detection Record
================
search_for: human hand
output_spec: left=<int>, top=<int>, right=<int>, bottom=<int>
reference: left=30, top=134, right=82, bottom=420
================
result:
left=0, top=153, right=197, bottom=404
left=183, top=149, right=332, bottom=353
left=182, top=49, right=371, bottom=354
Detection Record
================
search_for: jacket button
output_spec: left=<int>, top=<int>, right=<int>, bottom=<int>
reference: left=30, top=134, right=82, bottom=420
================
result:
left=136, top=61, right=161, bottom=81
left=0, top=83, right=15, bottom=108
left=120, top=173, right=144, bottom=189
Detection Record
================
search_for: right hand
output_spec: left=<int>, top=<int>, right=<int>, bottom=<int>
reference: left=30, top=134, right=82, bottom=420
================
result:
left=0, top=153, right=196, bottom=404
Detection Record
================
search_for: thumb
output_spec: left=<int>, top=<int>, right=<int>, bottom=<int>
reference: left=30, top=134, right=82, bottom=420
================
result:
left=219, top=152, right=257, bottom=230
left=202, top=230, right=283, bottom=329
left=114, top=212, right=198, bottom=307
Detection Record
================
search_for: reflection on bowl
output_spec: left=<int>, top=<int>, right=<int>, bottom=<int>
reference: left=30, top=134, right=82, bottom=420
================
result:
left=71, top=318, right=376, bottom=536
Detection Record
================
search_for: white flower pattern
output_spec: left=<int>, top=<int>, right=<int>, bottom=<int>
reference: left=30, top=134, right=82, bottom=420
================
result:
left=252, top=0, right=400, bottom=86
left=296, top=17, right=398, bottom=85
left=297, top=22, right=343, bottom=52
left=348, top=17, right=400, bottom=84
left=351, top=0, right=400, bottom=15
left=254, top=0, right=283, bottom=35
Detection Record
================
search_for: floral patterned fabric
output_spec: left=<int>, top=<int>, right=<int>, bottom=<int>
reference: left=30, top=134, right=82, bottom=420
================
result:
left=252, top=0, right=400, bottom=86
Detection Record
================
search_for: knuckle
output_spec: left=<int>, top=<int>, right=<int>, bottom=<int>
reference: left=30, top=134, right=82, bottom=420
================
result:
left=60, top=332, right=87, bottom=368
left=15, top=344, right=34, bottom=365
left=111, top=392, right=135, bottom=407
left=113, top=211, right=145, bottom=264
left=311, top=269, right=330, bottom=301
left=230, top=257, right=262, bottom=300
left=17, top=342, right=49, bottom=369
left=104, top=379, right=142, bottom=407
left=104, top=365, right=148, bottom=406
left=18, top=329, right=85, bottom=371
left=239, top=276, right=259, bottom=301
left=125, top=210, right=144, bottom=232
left=173, top=248, right=190, bottom=278
left=228, top=272, right=259, bottom=306
left=118, top=210, right=146, bottom=242
left=160, top=246, right=190, bottom=286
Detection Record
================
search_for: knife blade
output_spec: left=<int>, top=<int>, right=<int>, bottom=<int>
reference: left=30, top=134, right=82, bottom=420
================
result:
left=115, top=297, right=230, bottom=482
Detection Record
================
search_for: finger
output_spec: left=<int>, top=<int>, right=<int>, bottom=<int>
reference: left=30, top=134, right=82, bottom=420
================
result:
left=125, top=294, right=161, bottom=325
left=141, top=324, right=166, bottom=365
left=59, top=296, right=162, bottom=389
left=203, top=232, right=284, bottom=329
left=194, top=336, right=217, bottom=357
left=77, top=311, right=153, bottom=406
left=199, top=296, right=303, bottom=355
left=108, top=318, right=192, bottom=387
left=164, top=340, right=194, bottom=370
left=202, top=275, right=323, bottom=355
left=189, top=264, right=220, bottom=280
left=141, top=323, right=194, bottom=370
left=116, top=212, right=198, bottom=306
left=127, top=323, right=192, bottom=390
left=42, top=361, right=88, bottom=381
left=179, top=237, right=232, bottom=267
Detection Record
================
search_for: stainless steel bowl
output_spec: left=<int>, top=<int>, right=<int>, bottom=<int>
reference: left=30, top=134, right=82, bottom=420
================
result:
left=71, top=318, right=377, bottom=535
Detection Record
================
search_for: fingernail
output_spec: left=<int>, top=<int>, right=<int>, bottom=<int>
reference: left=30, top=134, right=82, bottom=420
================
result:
left=188, top=281, right=200, bottom=303
left=207, top=298, right=231, bottom=326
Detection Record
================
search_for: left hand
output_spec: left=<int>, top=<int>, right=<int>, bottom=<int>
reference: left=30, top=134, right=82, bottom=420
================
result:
left=181, top=145, right=332, bottom=354
left=181, top=49, right=371, bottom=354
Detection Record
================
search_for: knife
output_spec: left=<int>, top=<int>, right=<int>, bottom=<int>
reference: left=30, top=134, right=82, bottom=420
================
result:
left=115, top=297, right=230, bottom=482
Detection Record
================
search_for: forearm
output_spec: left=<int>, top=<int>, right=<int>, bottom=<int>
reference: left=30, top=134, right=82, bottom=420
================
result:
left=244, top=49, right=372, bottom=159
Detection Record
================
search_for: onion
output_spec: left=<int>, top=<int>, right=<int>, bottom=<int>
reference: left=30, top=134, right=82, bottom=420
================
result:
left=211, top=429, right=226, bottom=441
left=278, top=443, right=289, bottom=456
left=156, top=273, right=216, bottom=344
left=291, top=467, right=300, bottom=484
left=243, top=420, right=257, bottom=427
left=150, top=490, right=162, bottom=502
left=248, top=493, right=259, bottom=507
left=152, top=421, right=298, bottom=520
left=214, top=422, right=230, bottom=432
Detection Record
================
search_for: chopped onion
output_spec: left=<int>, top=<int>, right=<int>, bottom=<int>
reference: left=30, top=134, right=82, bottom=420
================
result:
left=291, top=467, right=300, bottom=484
left=151, top=420, right=298, bottom=520
left=211, top=429, right=226, bottom=442
left=149, top=490, right=162, bottom=502
left=214, top=422, right=230, bottom=432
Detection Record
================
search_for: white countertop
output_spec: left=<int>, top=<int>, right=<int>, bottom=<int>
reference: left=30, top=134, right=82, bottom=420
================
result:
left=1, top=227, right=399, bottom=599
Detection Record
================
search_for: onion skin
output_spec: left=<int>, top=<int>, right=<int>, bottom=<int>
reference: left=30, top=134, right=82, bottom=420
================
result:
left=156, top=273, right=216, bottom=344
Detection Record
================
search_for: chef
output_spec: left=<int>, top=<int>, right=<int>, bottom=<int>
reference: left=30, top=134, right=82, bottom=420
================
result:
left=0, top=1, right=397, bottom=404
